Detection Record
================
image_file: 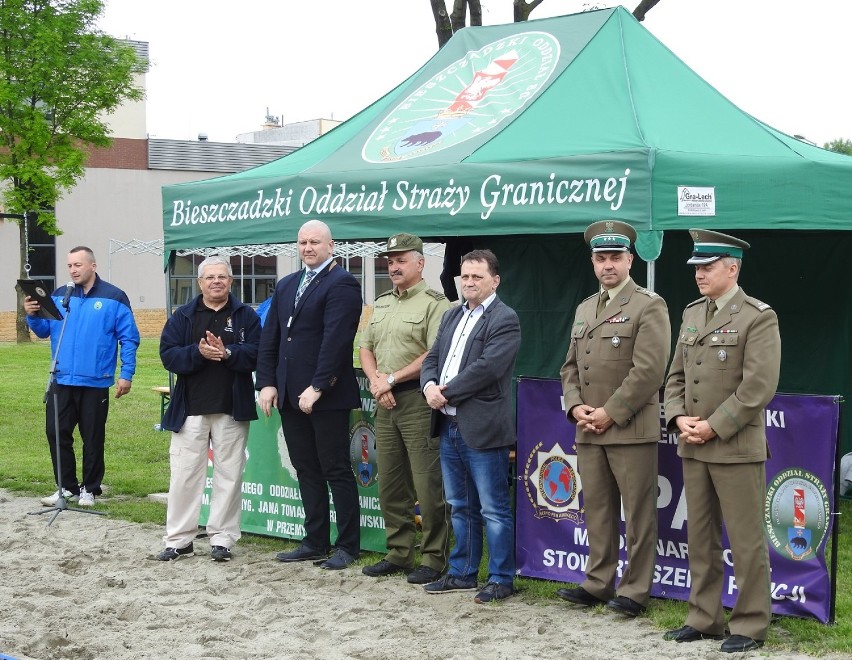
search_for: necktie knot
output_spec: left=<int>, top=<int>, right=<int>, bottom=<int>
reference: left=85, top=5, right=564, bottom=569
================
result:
left=295, top=269, right=316, bottom=306
left=706, top=300, right=717, bottom=325
left=596, top=290, right=610, bottom=315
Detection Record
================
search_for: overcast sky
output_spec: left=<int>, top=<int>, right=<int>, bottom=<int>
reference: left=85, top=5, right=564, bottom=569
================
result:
left=97, top=0, right=851, bottom=147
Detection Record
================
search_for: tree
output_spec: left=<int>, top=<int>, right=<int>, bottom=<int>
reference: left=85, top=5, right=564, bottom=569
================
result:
left=823, top=138, right=852, bottom=156
left=429, top=1, right=662, bottom=47
left=0, top=0, right=147, bottom=342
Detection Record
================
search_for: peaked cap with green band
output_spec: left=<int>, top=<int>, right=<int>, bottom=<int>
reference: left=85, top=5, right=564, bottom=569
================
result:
left=584, top=220, right=637, bottom=252
left=687, top=228, right=750, bottom=265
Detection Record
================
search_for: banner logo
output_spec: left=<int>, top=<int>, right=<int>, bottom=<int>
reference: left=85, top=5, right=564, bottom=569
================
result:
left=362, top=32, right=560, bottom=163
left=349, top=419, right=378, bottom=487
left=522, top=441, right=583, bottom=523
left=765, top=468, right=830, bottom=561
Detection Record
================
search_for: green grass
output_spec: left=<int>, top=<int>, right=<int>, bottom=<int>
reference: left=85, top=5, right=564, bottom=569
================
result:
left=0, top=339, right=849, bottom=655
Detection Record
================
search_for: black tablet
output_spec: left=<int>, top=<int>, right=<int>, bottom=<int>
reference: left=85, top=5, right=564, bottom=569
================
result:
left=17, top=279, right=63, bottom=320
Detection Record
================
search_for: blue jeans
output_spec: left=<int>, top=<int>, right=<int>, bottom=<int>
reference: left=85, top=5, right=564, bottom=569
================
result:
left=440, top=418, right=514, bottom=586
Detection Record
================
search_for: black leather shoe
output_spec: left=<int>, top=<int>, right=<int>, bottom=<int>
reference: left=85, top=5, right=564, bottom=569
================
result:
left=720, top=635, right=764, bottom=653
left=316, top=548, right=358, bottom=570
left=606, top=596, right=645, bottom=617
left=406, top=565, right=442, bottom=584
left=555, top=586, right=607, bottom=606
left=275, top=543, right=330, bottom=563
left=663, top=625, right=725, bottom=643
left=362, top=559, right=407, bottom=577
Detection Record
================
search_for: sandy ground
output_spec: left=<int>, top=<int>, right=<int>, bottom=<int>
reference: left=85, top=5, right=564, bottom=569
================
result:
left=0, top=490, right=833, bottom=660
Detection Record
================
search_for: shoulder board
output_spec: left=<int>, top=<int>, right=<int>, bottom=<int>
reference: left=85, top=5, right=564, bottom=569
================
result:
left=425, top=288, right=447, bottom=300
left=581, top=292, right=597, bottom=303
left=685, top=297, right=705, bottom=309
left=375, top=290, right=394, bottom=301
left=634, top=287, right=658, bottom=297
left=744, top=296, right=772, bottom=312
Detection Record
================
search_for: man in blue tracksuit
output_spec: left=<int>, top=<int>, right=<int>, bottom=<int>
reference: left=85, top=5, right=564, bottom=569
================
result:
left=24, top=246, right=140, bottom=507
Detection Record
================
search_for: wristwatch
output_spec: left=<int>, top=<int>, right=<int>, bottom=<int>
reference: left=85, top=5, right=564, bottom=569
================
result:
left=312, top=386, right=321, bottom=393
left=223, top=348, right=232, bottom=360
left=386, top=373, right=396, bottom=387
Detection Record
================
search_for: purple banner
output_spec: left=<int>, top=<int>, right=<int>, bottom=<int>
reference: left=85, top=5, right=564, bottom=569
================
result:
left=516, top=377, right=839, bottom=623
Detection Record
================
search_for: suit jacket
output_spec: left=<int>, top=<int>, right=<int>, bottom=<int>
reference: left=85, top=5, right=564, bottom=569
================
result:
left=256, top=261, right=362, bottom=411
left=420, top=296, right=521, bottom=449
left=560, top=279, right=670, bottom=445
left=664, top=287, right=781, bottom=463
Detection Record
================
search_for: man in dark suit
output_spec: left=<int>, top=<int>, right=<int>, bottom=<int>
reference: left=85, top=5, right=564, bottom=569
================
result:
left=257, top=220, right=363, bottom=570
left=420, top=249, right=521, bottom=604
left=663, top=229, right=781, bottom=653
left=558, top=220, right=670, bottom=618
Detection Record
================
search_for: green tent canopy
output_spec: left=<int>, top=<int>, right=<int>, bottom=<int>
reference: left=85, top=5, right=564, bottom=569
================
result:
left=162, top=6, right=852, bottom=256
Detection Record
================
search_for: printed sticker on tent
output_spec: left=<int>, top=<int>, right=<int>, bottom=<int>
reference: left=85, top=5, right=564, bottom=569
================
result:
left=678, top=186, right=716, bottom=216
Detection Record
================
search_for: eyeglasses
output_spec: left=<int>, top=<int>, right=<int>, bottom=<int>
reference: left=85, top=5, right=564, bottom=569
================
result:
left=200, top=275, right=231, bottom=282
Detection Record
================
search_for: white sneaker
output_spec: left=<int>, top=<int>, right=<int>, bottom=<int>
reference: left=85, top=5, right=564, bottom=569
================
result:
left=78, top=487, right=95, bottom=506
left=40, top=489, right=78, bottom=507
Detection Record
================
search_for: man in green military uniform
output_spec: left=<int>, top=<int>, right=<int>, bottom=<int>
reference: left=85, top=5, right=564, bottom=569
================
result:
left=558, top=220, right=670, bottom=618
left=663, top=229, right=781, bottom=653
left=360, top=233, right=452, bottom=584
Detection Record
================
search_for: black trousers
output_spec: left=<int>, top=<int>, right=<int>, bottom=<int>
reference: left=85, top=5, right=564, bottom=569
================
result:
left=45, top=384, right=109, bottom=495
left=279, top=401, right=360, bottom=556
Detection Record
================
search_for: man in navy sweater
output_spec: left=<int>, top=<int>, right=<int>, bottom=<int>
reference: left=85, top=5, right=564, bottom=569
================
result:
left=156, top=256, right=260, bottom=562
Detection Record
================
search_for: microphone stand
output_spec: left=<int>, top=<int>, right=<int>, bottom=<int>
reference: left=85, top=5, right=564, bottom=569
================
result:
left=28, top=291, right=107, bottom=526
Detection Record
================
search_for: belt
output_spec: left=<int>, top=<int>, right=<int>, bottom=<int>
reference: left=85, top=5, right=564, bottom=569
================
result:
left=443, top=413, right=457, bottom=423
left=392, top=380, right=420, bottom=393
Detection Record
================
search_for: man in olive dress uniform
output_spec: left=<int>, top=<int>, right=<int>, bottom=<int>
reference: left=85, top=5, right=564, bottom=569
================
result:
left=663, top=229, right=781, bottom=654
left=558, top=220, right=670, bottom=618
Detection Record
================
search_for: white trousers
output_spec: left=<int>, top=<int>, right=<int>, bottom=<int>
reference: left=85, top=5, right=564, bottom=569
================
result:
left=164, top=413, right=248, bottom=549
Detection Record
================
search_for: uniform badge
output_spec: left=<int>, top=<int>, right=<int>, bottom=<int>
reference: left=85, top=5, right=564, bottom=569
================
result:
left=611, top=336, right=621, bottom=347
left=718, top=349, right=727, bottom=362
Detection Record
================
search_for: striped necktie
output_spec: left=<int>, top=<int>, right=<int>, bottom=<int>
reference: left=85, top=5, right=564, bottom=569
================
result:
left=295, top=269, right=316, bottom=306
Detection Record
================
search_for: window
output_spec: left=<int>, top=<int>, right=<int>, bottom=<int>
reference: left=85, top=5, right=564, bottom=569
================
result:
left=374, top=257, right=393, bottom=297
left=25, top=220, right=56, bottom=291
left=230, top=255, right=276, bottom=306
left=169, top=254, right=204, bottom=306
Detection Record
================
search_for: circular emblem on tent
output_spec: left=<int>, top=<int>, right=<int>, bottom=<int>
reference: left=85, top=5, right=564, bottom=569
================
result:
left=765, top=468, right=830, bottom=562
left=349, top=419, right=378, bottom=487
left=362, top=31, right=560, bottom=163
left=521, top=441, right=583, bottom=523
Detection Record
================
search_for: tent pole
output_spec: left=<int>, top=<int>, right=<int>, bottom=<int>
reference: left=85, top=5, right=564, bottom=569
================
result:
left=647, top=259, right=655, bottom=292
